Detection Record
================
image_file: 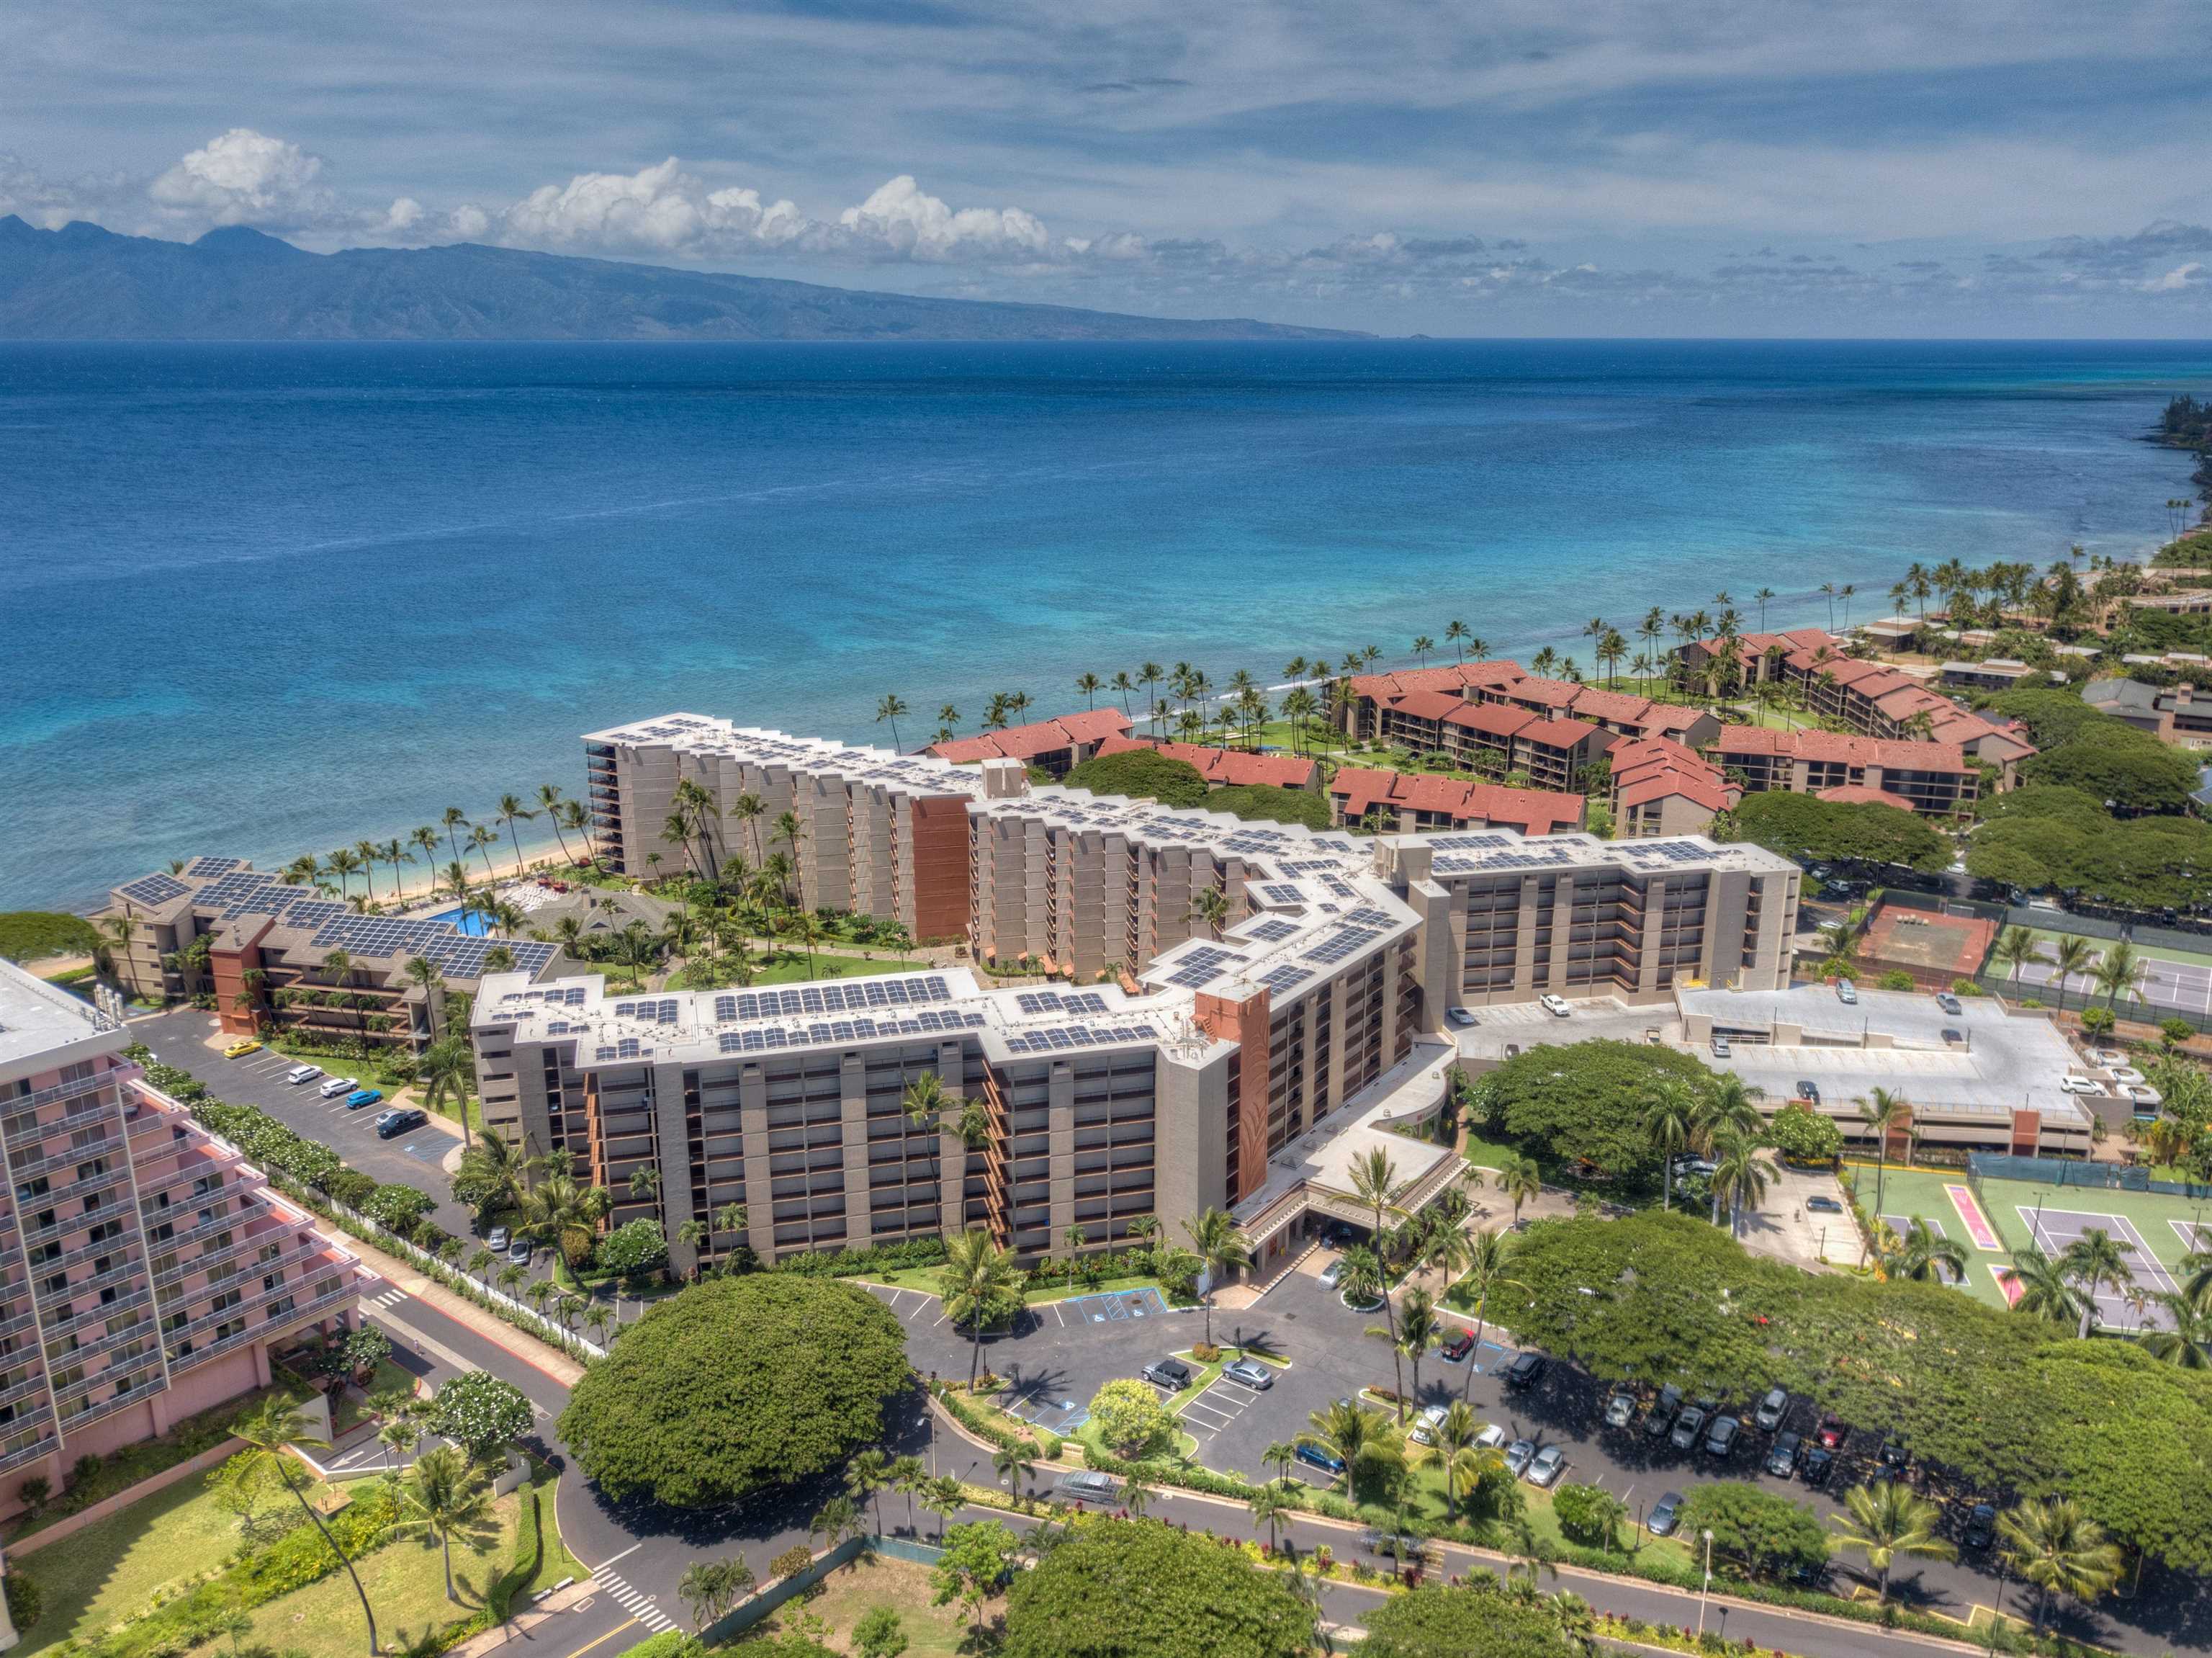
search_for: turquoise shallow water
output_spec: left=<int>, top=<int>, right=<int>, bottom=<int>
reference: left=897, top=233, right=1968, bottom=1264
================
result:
left=3, top=338, right=2208, bottom=913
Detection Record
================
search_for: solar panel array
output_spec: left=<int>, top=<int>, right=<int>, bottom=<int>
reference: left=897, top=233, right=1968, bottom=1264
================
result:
left=1426, top=833, right=1514, bottom=851
left=713, top=976, right=953, bottom=1023
left=1002, top=1023, right=1159, bottom=1054
left=184, top=856, right=243, bottom=877
left=1259, top=964, right=1312, bottom=994
left=1164, top=945, right=1241, bottom=989
left=1014, top=990, right=1110, bottom=1016
left=116, top=872, right=190, bottom=908
left=612, top=998, right=683, bottom=1023
left=1303, top=923, right=1385, bottom=965
left=1344, top=906, right=1397, bottom=929
left=1244, top=917, right=1299, bottom=943
left=1256, top=883, right=1307, bottom=908
left=1619, top=840, right=1714, bottom=866
left=714, top=1008, right=987, bottom=1054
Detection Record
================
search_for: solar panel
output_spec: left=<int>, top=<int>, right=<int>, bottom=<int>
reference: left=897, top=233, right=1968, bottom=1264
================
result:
left=116, top=872, right=190, bottom=907
left=184, top=856, right=243, bottom=877
left=1257, top=883, right=1307, bottom=907
left=1246, top=917, right=1298, bottom=943
left=1301, top=925, right=1383, bottom=965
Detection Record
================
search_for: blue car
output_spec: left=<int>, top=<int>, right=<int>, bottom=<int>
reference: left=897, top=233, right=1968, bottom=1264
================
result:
left=345, top=1088, right=383, bottom=1109
left=1295, top=1443, right=1347, bottom=1479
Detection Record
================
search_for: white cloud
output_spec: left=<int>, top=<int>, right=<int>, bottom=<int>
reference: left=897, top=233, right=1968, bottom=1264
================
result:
left=2145, top=261, right=2203, bottom=292
left=836, top=175, right=1051, bottom=262
left=148, top=128, right=331, bottom=226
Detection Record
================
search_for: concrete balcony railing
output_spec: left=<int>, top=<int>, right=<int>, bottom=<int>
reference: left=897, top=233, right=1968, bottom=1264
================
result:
left=170, top=1283, right=355, bottom=1373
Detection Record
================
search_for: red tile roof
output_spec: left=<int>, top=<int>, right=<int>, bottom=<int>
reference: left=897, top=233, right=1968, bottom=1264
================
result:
left=1609, top=738, right=1740, bottom=815
left=1817, top=784, right=1918, bottom=812
left=1091, top=735, right=1318, bottom=789
left=1347, top=660, right=1527, bottom=702
left=1516, top=716, right=1604, bottom=750
left=930, top=707, right=1131, bottom=763
left=1566, top=687, right=1655, bottom=725
left=1380, top=687, right=1473, bottom=723
left=1709, top=725, right=1970, bottom=774
left=1501, top=677, right=1583, bottom=710
left=1437, top=701, right=1537, bottom=738
left=1328, top=767, right=1585, bottom=835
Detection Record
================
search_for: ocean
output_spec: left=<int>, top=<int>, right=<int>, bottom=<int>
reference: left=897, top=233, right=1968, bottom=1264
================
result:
left=4, top=338, right=2209, bottom=915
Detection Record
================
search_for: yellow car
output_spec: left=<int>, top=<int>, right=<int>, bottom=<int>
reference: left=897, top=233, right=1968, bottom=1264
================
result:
left=222, top=1039, right=262, bottom=1059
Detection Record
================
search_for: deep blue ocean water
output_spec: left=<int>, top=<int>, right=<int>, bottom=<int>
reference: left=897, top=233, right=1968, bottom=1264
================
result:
left=4, top=339, right=2210, bottom=914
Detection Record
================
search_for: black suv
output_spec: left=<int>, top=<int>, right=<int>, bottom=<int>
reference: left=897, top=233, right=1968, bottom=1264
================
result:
left=1504, top=1351, right=1546, bottom=1390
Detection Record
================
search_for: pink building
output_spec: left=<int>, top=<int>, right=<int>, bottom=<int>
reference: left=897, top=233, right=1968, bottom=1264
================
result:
left=0, top=960, right=368, bottom=1514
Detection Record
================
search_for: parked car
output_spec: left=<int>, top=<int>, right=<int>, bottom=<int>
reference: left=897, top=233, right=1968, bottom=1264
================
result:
left=1711, top=1036, right=1732, bottom=1059
left=1527, top=1445, right=1568, bottom=1487
left=1142, top=1357, right=1195, bottom=1392
left=505, top=1235, right=534, bottom=1264
left=1475, top=1422, right=1507, bottom=1449
left=1295, top=1443, right=1347, bottom=1479
left=1504, top=1351, right=1546, bottom=1390
left=1836, top=980, right=1858, bottom=1005
left=1801, top=1446, right=1836, bottom=1487
left=1806, top=1195, right=1844, bottom=1215
left=1222, top=1359, right=1274, bottom=1391
left=1876, top=1438, right=1910, bottom=1476
left=1604, top=1392, right=1637, bottom=1430
left=1936, top=992, right=1964, bottom=1015
left=487, top=1227, right=510, bottom=1252
left=1964, top=1504, right=1998, bottom=1551
left=320, top=1075, right=357, bottom=1099
left=345, top=1087, right=383, bottom=1109
left=1054, top=1470, right=1120, bottom=1505
left=1941, top=1028, right=1964, bottom=1045
left=1645, top=1384, right=1684, bottom=1440
left=222, top=1039, right=262, bottom=1059
left=2058, top=1075, right=2105, bottom=1095
left=1409, top=1404, right=1449, bottom=1446
left=1503, top=1439, right=1537, bottom=1479
left=1705, top=1415, right=1742, bottom=1458
left=1647, top=1490, right=1685, bottom=1537
left=1318, top=1257, right=1346, bottom=1289
left=1754, top=1386, right=1790, bottom=1432
left=1446, top=1007, right=1478, bottom=1028
left=376, top=1107, right=428, bottom=1139
left=1669, top=1406, right=1708, bottom=1451
left=285, top=1064, right=323, bottom=1085
left=1359, top=1531, right=1433, bottom=1562
left=1765, top=1430, right=1802, bottom=1477
left=1441, top=1330, right=1477, bottom=1363
left=1796, top=1080, right=1820, bottom=1104
left=1539, top=994, right=1572, bottom=1017
left=1815, top=1413, right=1851, bottom=1449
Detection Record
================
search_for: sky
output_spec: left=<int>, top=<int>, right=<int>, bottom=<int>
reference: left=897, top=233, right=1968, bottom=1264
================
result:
left=6, top=0, right=2212, bottom=335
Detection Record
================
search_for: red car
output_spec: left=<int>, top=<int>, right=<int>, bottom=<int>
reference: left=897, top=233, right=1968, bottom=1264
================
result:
left=1815, top=1413, right=1851, bottom=1450
left=1441, top=1330, right=1476, bottom=1363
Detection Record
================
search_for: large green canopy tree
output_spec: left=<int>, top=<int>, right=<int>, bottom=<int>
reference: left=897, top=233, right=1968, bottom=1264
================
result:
left=999, top=1519, right=1314, bottom=1658
left=558, top=1275, right=909, bottom=1508
left=1472, top=1041, right=1714, bottom=1178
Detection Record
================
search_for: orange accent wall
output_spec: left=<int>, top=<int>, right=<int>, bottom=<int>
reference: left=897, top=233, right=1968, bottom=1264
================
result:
left=209, top=920, right=271, bottom=1035
left=1195, top=987, right=1272, bottom=1203
left=908, top=796, right=972, bottom=945
left=2010, top=1108, right=2041, bottom=1156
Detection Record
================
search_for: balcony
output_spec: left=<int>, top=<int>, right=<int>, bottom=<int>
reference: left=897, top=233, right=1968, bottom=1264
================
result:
left=0, top=1431, right=59, bottom=1474
left=170, top=1283, right=356, bottom=1372
left=55, top=1349, right=163, bottom=1407
left=6, top=1135, right=121, bottom=1187
left=5, top=1099, right=119, bottom=1157
left=4, top=1064, right=133, bottom=1119
left=159, top=1238, right=324, bottom=1295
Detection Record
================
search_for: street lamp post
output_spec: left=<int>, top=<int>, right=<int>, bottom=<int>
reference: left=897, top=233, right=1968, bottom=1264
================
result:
left=1696, top=1530, right=1715, bottom=1636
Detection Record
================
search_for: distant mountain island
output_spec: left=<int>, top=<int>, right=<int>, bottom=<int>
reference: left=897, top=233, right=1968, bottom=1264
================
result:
left=0, top=217, right=1363, bottom=342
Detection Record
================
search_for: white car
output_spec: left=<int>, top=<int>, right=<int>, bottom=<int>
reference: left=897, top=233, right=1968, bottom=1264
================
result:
left=1475, top=1422, right=1507, bottom=1449
left=2058, top=1076, right=2105, bottom=1095
left=285, top=1064, right=323, bottom=1085
left=319, top=1075, right=358, bottom=1100
left=1446, top=1007, right=1478, bottom=1028
left=1318, top=1258, right=1346, bottom=1289
left=1409, top=1404, right=1449, bottom=1446
left=1539, top=995, right=1572, bottom=1018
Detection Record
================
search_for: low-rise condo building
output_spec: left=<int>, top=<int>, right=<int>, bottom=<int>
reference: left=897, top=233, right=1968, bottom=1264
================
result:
left=0, top=960, right=368, bottom=1514
left=1326, top=768, right=1587, bottom=835
left=480, top=712, right=1802, bottom=1277
left=1705, top=727, right=1980, bottom=817
left=1087, top=735, right=1321, bottom=792
left=925, top=709, right=1132, bottom=776
left=1608, top=738, right=1740, bottom=838
left=99, top=860, right=565, bottom=1048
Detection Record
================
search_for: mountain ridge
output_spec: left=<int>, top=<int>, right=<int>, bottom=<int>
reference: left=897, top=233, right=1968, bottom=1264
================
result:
left=0, top=218, right=1366, bottom=341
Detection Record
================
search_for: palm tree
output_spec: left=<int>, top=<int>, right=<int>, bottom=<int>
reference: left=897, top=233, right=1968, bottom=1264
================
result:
left=1261, top=1440, right=1299, bottom=1489
left=2002, top=1245, right=2085, bottom=1328
left=222, top=1397, right=379, bottom=1652
left=1882, top=1217, right=1968, bottom=1284
left=1413, top=635, right=1434, bottom=666
left=2059, top=1228, right=2136, bottom=1338
left=1496, top=1152, right=1542, bottom=1224
left=678, top=1558, right=757, bottom=1634
left=419, top=1036, right=477, bottom=1137
left=1645, top=1080, right=1697, bottom=1213
left=518, top=1172, right=611, bottom=1268
left=809, top=1494, right=862, bottom=1556
left=2047, top=936, right=2095, bottom=1011
left=2137, top=1291, right=2212, bottom=1367
left=1388, top=1287, right=1442, bottom=1410
left=454, top=1127, right=537, bottom=1222
left=468, top=823, right=500, bottom=881
left=875, top=693, right=909, bottom=751
left=1182, top=1207, right=1250, bottom=1346
left=1856, top=1087, right=1910, bottom=1216
left=844, top=1447, right=893, bottom=1531
left=404, top=955, right=447, bottom=1039
left=395, top=1446, right=499, bottom=1604
left=922, top=1474, right=965, bottom=1542
left=1710, top=1129, right=1775, bottom=1237
left=1412, top=1400, right=1497, bottom=1515
left=990, top=1442, right=1035, bottom=1496
left=1830, top=1481, right=1954, bottom=1605
left=1345, top=1148, right=1410, bottom=1413
left=1997, top=1499, right=2126, bottom=1636
left=1189, top=884, right=1232, bottom=941
left=1995, top=926, right=2046, bottom=987
left=887, top=1453, right=928, bottom=1536
left=939, top=1228, right=1026, bottom=1387
left=1076, top=671, right=1103, bottom=709
left=1299, top=1399, right=1401, bottom=1499
left=1249, top=1484, right=1293, bottom=1551
left=2094, top=941, right=2146, bottom=1013
left=1455, top=1229, right=1522, bottom=1403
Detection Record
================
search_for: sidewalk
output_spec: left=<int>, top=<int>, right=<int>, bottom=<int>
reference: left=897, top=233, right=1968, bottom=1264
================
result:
left=331, top=1226, right=588, bottom=1389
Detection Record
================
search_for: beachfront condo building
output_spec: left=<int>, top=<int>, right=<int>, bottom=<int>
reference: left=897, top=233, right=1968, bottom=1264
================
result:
left=99, top=859, right=567, bottom=1049
left=0, top=960, right=369, bottom=1515
left=474, top=713, right=1799, bottom=1277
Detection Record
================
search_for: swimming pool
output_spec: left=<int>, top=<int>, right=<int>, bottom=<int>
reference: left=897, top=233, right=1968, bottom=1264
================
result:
left=426, top=906, right=496, bottom=937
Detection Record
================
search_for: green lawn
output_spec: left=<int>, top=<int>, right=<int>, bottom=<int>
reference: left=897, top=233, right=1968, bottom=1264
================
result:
left=17, top=1463, right=334, bottom=1656
left=750, top=951, right=927, bottom=987
left=753, top=1552, right=996, bottom=1657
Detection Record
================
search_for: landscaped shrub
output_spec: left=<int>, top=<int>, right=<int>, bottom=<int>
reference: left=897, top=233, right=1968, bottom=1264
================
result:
left=1085, top=1379, right=1174, bottom=1456
left=5, top=1568, right=41, bottom=1634
left=770, top=1236, right=948, bottom=1278
left=769, top=1545, right=814, bottom=1582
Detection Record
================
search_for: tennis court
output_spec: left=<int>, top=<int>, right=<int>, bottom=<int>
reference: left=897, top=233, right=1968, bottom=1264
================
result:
left=2011, top=1204, right=2180, bottom=1330
left=1877, top=1211, right=1961, bottom=1283
left=2010, top=935, right=2212, bottom=1016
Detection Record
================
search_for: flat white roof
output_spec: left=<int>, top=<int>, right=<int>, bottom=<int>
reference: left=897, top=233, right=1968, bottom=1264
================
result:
left=0, top=957, right=122, bottom=1075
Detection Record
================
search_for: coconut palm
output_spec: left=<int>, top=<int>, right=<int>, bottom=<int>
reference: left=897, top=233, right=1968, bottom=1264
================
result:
left=1385, top=1287, right=1442, bottom=1410
left=2136, top=1291, right=2212, bottom=1367
left=1300, top=1399, right=1401, bottom=1497
left=1496, top=1152, right=1542, bottom=1224
left=1830, top=1481, right=1955, bottom=1605
left=2046, top=936, right=2095, bottom=1010
left=1455, top=1229, right=1522, bottom=1402
left=517, top=1171, right=611, bottom=1268
left=2002, top=1245, right=2085, bottom=1328
left=1249, top=1483, right=1294, bottom=1550
left=990, top=1441, right=1035, bottom=1496
left=1995, top=926, right=2046, bottom=987
left=1645, top=1079, right=1698, bottom=1212
left=454, top=1128, right=537, bottom=1224
left=2059, top=1228, right=2136, bottom=1338
left=1882, top=1217, right=1968, bottom=1284
left=394, top=1446, right=499, bottom=1604
left=1710, top=1129, right=1775, bottom=1236
left=1996, top=1499, right=2126, bottom=1636
left=418, top=1036, right=477, bottom=1137
left=1182, top=1206, right=1251, bottom=1347
left=678, top=1557, right=757, bottom=1634
left=2094, top=941, right=2146, bottom=1012
left=874, top=693, right=909, bottom=751
left=1412, top=1399, right=1498, bottom=1514
left=222, top=1396, right=379, bottom=1652
left=1189, top=884, right=1233, bottom=941
left=939, top=1228, right=1026, bottom=1387
left=1261, top=1440, right=1300, bottom=1489
left=1855, top=1087, right=1910, bottom=1216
